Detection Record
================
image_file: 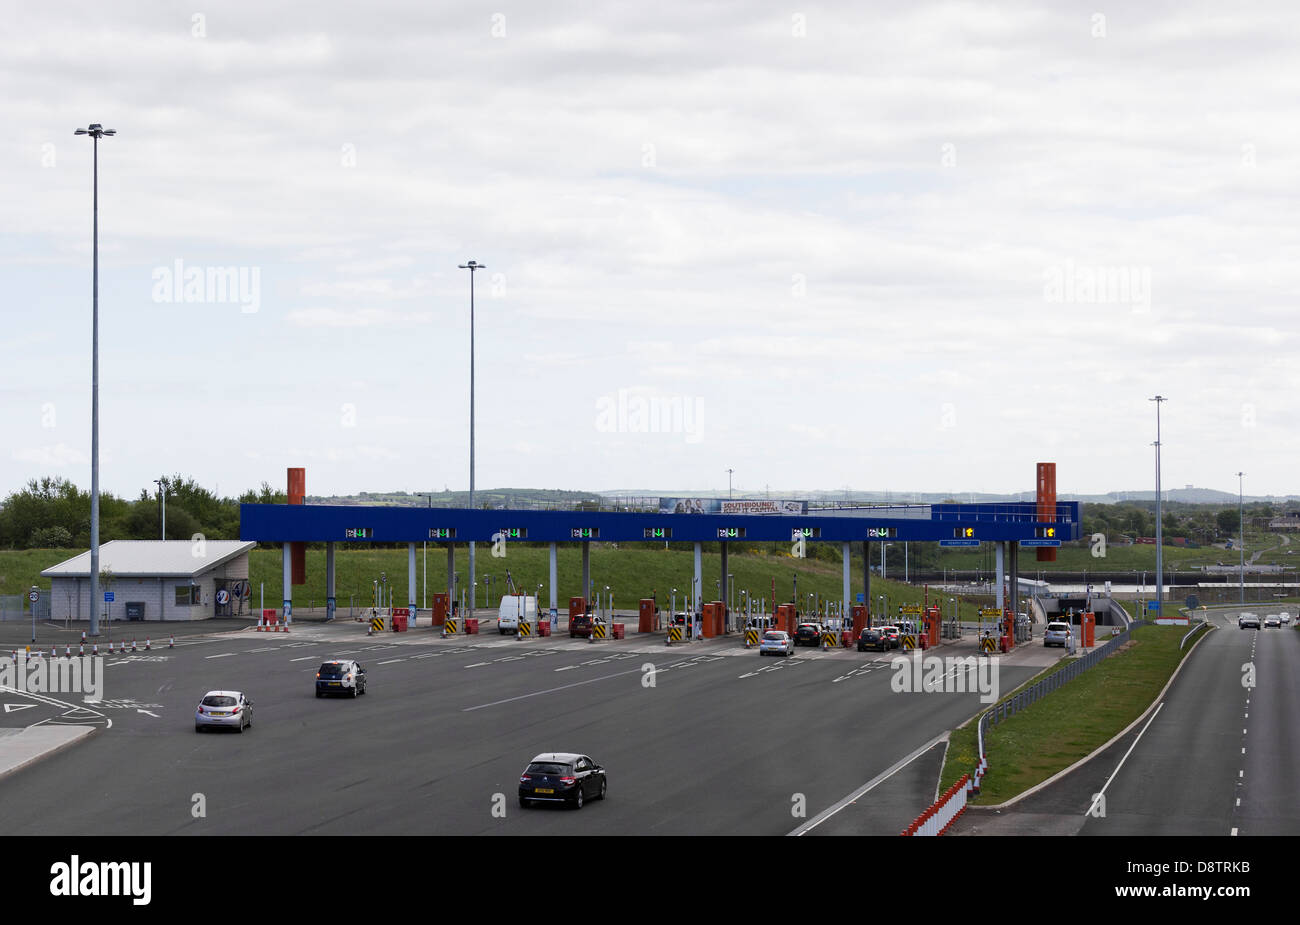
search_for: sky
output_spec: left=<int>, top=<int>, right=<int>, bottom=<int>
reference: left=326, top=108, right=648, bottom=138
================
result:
left=3, top=0, right=1298, bottom=502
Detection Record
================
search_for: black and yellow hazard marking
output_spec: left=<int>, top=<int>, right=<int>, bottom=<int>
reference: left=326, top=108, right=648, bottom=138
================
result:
left=981, top=636, right=997, bottom=653
left=901, top=634, right=917, bottom=650
left=370, top=616, right=385, bottom=633
left=745, top=629, right=759, bottom=646
left=592, top=622, right=606, bottom=640
left=518, top=620, right=531, bottom=637
left=668, top=625, right=682, bottom=643
left=445, top=618, right=459, bottom=635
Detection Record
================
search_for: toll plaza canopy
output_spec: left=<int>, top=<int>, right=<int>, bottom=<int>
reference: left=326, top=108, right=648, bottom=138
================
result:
left=240, top=501, right=1081, bottom=545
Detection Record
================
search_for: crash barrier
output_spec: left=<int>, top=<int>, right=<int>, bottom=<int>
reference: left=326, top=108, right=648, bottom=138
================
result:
left=821, top=631, right=838, bottom=649
left=745, top=628, right=759, bottom=648
left=901, top=774, right=970, bottom=836
left=391, top=608, right=409, bottom=632
left=465, top=618, right=479, bottom=635
left=592, top=621, right=606, bottom=640
left=611, top=623, right=625, bottom=639
left=667, top=625, right=683, bottom=644
left=369, top=616, right=384, bottom=634
left=1180, top=619, right=1208, bottom=650
left=972, top=622, right=1147, bottom=793
left=518, top=620, right=532, bottom=638
left=444, top=618, right=459, bottom=636
left=537, top=620, right=551, bottom=637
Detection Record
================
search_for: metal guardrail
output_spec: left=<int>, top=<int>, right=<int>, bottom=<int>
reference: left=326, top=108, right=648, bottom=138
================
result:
left=973, top=620, right=1150, bottom=791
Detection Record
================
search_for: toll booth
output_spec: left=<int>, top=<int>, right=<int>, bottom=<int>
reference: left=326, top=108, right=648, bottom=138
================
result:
left=702, top=601, right=725, bottom=638
left=431, top=592, right=449, bottom=627
left=1081, top=612, right=1096, bottom=647
left=851, top=604, right=868, bottom=632
left=569, top=597, right=586, bottom=622
left=776, top=603, right=798, bottom=634
left=639, top=599, right=657, bottom=634
left=925, top=605, right=941, bottom=648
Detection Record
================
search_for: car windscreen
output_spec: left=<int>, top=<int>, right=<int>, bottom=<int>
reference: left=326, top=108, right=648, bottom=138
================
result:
left=201, top=695, right=237, bottom=707
left=525, top=763, right=569, bottom=776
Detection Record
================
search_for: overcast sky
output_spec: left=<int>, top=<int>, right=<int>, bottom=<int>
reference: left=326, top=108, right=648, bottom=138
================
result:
left=3, top=1, right=1297, bottom=501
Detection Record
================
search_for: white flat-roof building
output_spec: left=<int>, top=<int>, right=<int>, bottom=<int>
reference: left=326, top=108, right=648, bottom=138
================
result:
left=41, top=540, right=256, bottom=622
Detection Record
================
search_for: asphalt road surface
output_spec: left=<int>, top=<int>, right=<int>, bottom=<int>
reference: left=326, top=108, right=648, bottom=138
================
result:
left=0, top=624, right=1036, bottom=835
left=953, top=611, right=1300, bottom=836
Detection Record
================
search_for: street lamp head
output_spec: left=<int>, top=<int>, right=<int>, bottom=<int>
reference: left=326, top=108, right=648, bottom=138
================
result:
left=458, top=260, right=485, bottom=271
left=75, top=124, right=115, bottom=138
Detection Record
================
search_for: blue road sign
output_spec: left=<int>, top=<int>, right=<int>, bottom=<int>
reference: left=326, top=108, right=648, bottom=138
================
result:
left=104, top=591, right=115, bottom=602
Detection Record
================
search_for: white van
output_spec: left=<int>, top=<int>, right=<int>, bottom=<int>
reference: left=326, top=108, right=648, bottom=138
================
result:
left=497, top=594, right=537, bottom=634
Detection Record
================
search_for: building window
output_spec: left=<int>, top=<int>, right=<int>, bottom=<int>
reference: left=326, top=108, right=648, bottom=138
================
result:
left=175, top=585, right=199, bottom=606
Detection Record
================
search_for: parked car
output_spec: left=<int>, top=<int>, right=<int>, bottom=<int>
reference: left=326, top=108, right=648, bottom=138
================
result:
left=316, top=659, right=367, bottom=697
left=518, top=753, right=606, bottom=809
left=857, top=628, right=889, bottom=652
left=195, top=690, right=252, bottom=733
left=1238, top=612, right=1260, bottom=629
left=759, top=630, right=794, bottom=657
left=1043, top=621, right=1072, bottom=647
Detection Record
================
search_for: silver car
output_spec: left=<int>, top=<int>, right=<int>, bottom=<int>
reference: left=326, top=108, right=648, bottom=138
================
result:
left=195, top=690, right=253, bottom=733
left=759, top=631, right=794, bottom=657
left=1043, top=621, right=1072, bottom=648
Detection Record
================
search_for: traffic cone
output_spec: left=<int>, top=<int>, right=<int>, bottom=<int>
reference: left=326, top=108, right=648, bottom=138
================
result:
left=78, top=643, right=84, bottom=657
left=131, top=639, right=137, bottom=652
left=50, top=646, right=56, bottom=659
left=65, top=645, right=71, bottom=658
left=145, top=638, right=151, bottom=651
left=92, top=644, right=98, bottom=656
left=81, top=631, right=86, bottom=643
left=169, top=636, right=174, bottom=649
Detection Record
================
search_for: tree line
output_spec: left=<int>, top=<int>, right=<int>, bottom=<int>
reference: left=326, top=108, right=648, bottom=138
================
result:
left=0, top=476, right=286, bottom=549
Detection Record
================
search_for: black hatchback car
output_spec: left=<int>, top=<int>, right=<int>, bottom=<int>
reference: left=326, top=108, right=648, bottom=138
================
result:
left=857, top=628, right=889, bottom=652
left=518, top=752, right=607, bottom=809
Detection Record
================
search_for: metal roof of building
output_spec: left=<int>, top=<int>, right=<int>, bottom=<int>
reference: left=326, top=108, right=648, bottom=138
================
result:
left=40, top=540, right=256, bottom=579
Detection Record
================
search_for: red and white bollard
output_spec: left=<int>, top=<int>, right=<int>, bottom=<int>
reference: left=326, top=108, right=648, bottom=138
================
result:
left=145, top=638, right=151, bottom=651
left=92, top=643, right=99, bottom=656
left=131, top=639, right=137, bottom=652
left=169, top=636, right=174, bottom=649
left=79, top=643, right=84, bottom=657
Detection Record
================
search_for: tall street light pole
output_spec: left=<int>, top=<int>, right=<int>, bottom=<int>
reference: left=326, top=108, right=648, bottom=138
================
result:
left=726, top=469, right=734, bottom=500
left=1237, top=471, right=1245, bottom=605
left=1150, top=395, right=1166, bottom=619
left=459, top=260, right=485, bottom=616
left=154, top=477, right=166, bottom=540
left=75, top=123, right=115, bottom=637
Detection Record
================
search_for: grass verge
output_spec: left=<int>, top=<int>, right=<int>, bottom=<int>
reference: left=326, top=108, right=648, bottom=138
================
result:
left=938, top=624, right=1200, bottom=805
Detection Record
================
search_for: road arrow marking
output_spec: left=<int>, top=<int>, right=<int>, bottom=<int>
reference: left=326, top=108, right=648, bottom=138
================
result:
left=136, top=709, right=159, bottom=718
left=3, top=703, right=35, bottom=713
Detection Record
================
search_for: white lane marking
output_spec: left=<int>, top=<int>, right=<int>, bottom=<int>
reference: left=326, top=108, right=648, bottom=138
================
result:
left=555, top=666, right=577, bottom=672
left=378, top=659, right=404, bottom=665
left=789, top=732, right=949, bottom=836
left=205, top=653, right=236, bottom=659
left=1084, top=702, right=1165, bottom=817
left=247, top=647, right=279, bottom=653
left=1241, top=747, right=1246, bottom=754
left=290, top=656, right=319, bottom=662
left=410, top=653, right=441, bottom=659
left=1236, top=798, right=1241, bottom=806
left=464, top=662, right=491, bottom=668
left=1231, top=827, right=1238, bottom=836
left=463, top=666, right=645, bottom=712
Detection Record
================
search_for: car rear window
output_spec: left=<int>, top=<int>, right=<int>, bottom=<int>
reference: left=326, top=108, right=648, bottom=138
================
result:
left=526, top=763, right=569, bottom=775
left=763, top=632, right=786, bottom=641
left=319, top=663, right=349, bottom=677
left=201, top=695, right=236, bottom=707
left=1047, top=623, right=1069, bottom=631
